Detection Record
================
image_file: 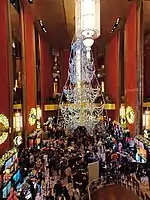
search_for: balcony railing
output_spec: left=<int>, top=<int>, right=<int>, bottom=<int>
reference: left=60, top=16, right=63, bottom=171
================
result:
left=87, top=174, right=149, bottom=200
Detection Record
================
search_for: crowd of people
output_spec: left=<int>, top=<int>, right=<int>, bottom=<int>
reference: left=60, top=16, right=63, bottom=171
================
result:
left=7, top=121, right=150, bottom=200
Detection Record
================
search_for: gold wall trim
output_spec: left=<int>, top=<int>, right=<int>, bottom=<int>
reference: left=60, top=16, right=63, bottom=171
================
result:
left=44, top=104, right=116, bottom=111
left=13, top=104, right=22, bottom=110
left=44, top=104, right=59, bottom=111
left=104, top=104, right=115, bottom=110
left=143, top=103, right=150, bottom=107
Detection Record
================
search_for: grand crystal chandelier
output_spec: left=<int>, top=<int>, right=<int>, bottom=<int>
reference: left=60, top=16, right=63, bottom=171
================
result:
left=58, top=38, right=105, bottom=132
left=57, top=0, right=103, bottom=132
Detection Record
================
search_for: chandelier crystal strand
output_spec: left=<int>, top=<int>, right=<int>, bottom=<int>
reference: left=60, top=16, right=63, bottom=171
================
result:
left=58, top=38, right=105, bottom=132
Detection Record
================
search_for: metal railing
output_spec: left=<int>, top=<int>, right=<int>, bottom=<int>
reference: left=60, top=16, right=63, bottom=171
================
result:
left=87, top=174, right=150, bottom=200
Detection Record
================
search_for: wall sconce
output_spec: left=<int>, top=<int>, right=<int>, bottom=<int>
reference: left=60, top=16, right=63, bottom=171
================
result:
left=13, top=112, right=23, bottom=132
left=101, top=81, right=104, bottom=93
left=36, top=106, right=42, bottom=130
left=143, top=109, right=150, bottom=130
left=119, top=105, right=126, bottom=127
left=36, top=107, right=42, bottom=120
left=120, top=105, right=125, bottom=117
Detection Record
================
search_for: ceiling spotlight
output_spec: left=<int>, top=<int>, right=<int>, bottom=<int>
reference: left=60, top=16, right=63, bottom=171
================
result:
left=116, top=18, right=121, bottom=24
left=43, top=28, right=47, bottom=33
left=12, top=42, right=15, bottom=48
left=56, top=70, right=60, bottom=73
left=39, top=20, right=43, bottom=26
left=28, top=0, right=33, bottom=4
left=54, top=78, right=58, bottom=82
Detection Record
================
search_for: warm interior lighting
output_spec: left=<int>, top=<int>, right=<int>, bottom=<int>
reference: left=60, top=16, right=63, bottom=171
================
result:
left=111, top=17, right=121, bottom=33
left=39, top=20, right=43, bottom=26
left=13, top=112, right=23, bottom=132
left=75, top=0, right=100, bottom=39
left=116, top=18, right=120, bottom=24
left=54, top=82, right=58, bottom=95
left=38, top=20, right=47, bottom=33
left=28, top=0, right=33, bottom=4
left=97, top=74, right=100, bottom=78
left=120, top=105, right=125, bottom=117
left=75, top=0, right=100, bottom=56
left=36, top=107, right=42, bottom=120
left=43, top=27, right=47, bottom=33
left=143, top=110, right=150, bottom=130
left=101, top=81, right=104, bottom=93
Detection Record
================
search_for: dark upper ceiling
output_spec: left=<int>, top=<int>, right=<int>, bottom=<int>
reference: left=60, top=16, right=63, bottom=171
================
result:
left=27, top=0, right=132, bottom=51
left=11, top=0, right=150, bottom=51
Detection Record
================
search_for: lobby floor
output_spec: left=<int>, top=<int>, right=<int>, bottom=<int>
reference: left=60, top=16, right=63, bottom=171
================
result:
left=91, top=186, right=139, bottom=200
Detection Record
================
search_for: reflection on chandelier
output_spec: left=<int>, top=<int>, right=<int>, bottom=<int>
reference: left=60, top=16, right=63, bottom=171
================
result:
left=58, top=38, right=105, bottom=132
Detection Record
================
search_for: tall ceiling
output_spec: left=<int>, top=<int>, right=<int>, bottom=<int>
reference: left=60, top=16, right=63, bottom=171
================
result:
left=28, top=0, right=133, bottom=51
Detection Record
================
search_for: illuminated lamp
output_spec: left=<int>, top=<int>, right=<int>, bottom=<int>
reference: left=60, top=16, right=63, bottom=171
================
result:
left=13, top=112, right=23, bottom=132
left=28, top=0, right=33, bottom=4
left=36, top=107, right=42, bottom=120
left=75, top=0, right=100, bottom=58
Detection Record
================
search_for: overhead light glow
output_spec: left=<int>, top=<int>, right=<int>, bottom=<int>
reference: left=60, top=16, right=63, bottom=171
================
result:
left=116, top=18, right=120, bottom=24
left=28, top=0, right=33, bottom=4
left=39, top=20, right=43, bottom=26
left=110, top=17, right=121, bottom=33
left=43, top=27, right=47, bottom=33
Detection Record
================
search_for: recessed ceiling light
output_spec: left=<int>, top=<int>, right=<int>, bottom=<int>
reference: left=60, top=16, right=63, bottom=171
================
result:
left=116, top=18, right=120, bottom=24
left=39, top=20, right=43, bottom=26
left=28, top=0, right=33, bottom=4
left=43, top=28, right=47, bottom=33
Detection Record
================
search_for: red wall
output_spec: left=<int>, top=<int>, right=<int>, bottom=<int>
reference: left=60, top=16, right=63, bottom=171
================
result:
left=60, top=50, right=70, bottom=92
left=106, top=33, right=119, bottom=120
left=124, top=2, right=137, bottom=135
left=24, top=6, right=36, bottom=134
left=0, top=0, right=10, bottom=155
left=39, top=35, right=53, bottom=121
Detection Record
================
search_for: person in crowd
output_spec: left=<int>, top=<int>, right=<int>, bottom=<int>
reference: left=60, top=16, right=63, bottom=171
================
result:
left=72, top=185, right=81, bottom=200
left=16, top=122, right=148, bottom=200
left=7, top=188, right=18, bottom=200
left=54, top=180, right=63, bottom=199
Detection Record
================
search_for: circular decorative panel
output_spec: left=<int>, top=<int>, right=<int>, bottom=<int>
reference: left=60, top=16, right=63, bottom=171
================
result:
left=126, top=106, right=135, bottom=124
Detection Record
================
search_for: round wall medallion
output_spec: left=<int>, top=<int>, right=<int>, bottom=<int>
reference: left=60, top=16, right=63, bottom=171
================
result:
left=0, top=114, right=9, bottom=145
left=126, top=106, right=135, bottom=124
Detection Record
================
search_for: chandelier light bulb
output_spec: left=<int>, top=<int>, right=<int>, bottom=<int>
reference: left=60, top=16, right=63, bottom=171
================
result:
left=75, top=0, right=101, bottom=40
left=83, top=38, right=94, bottom=48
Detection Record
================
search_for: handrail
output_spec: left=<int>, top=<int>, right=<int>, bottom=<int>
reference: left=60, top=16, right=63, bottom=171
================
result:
left=87, top=174, right=150, bottom=200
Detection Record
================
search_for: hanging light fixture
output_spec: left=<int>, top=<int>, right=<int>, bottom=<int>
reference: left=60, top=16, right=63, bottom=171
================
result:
left=58, top=38, right=105, bottom=132
left=75, top=0, right=100, bottom=58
